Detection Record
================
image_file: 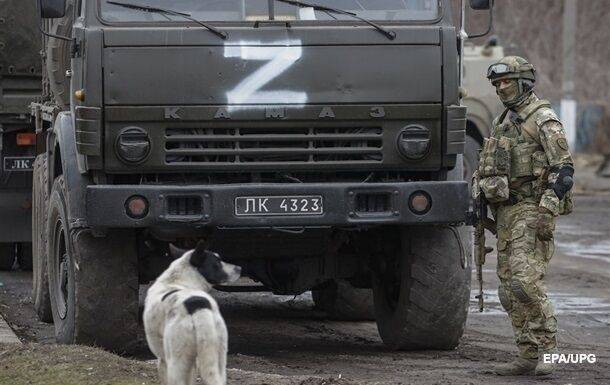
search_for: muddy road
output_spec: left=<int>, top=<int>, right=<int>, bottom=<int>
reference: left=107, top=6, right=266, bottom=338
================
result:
left=1, top=195, right=609, bottom=384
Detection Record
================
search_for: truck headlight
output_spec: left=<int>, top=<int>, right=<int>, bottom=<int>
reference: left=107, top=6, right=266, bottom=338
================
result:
left=115, top=126, right=151, bottom=164
left=396, top=125, right=430, bottom=160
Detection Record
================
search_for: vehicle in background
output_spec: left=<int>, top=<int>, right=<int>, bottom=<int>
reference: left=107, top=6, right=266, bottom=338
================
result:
left=0, top=1, right=41, bottom=271
left=462, top=37, right=505, bottom=180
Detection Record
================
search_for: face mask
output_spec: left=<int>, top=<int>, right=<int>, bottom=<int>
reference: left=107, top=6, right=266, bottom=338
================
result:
left=496, top=80, right=519, bottom=104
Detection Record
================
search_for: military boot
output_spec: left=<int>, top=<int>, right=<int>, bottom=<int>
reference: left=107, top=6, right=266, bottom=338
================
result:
left=494, top=357, right=537, bottom=376
left=535, top=349, right=558, bottom=376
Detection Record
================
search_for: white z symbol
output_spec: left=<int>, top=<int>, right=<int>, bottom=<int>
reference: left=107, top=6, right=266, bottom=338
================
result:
left=224, top=40, right=307, bottom=105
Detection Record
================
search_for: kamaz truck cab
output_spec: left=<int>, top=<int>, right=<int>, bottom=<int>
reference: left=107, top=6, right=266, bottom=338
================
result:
left=32, top=0, right=492, bottom=352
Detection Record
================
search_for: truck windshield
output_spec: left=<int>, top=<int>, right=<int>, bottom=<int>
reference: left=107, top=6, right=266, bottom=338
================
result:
left=100, top=0, right=439, bottom=22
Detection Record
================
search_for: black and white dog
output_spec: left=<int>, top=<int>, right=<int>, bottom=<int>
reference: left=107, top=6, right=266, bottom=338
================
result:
left=144, top=241, right=241, bottom=385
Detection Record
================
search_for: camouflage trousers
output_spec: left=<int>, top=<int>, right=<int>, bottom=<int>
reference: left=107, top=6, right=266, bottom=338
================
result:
left=495, top=200, right=557, bottom=359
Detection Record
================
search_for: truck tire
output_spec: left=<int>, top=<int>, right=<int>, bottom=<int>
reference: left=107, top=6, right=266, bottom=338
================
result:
left=17, top=243, right=33, bottom=270
left=312, top=280, right=375, bottom=321
left=32, top=154, right=53, bottom=323
left=373, top=225, right=471, bottom=350
left=47, top=175, right=139, bottom=353
left=45, top=0, right=74, bottom=107
left=0, top=244, right=15, bottom=270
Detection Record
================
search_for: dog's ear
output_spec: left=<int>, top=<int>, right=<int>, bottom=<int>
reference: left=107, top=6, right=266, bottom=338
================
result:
left=190, top=240, right=211, bottom=267
left=168, top=243, right=188, bottom=259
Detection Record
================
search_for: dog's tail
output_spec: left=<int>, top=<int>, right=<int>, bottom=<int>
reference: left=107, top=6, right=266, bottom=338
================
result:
left=185, top=296, right=226, bottom=385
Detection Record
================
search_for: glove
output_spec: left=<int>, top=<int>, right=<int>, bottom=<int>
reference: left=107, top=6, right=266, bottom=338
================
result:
left=536, top=207, right=555, bottom=241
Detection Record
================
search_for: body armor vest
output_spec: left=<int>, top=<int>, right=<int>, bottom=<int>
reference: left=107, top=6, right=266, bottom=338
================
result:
left=486, top=99, right=555, bottom=201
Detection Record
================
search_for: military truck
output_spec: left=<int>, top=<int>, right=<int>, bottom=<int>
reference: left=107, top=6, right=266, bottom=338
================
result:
left=32, top=0, right=492, bottom=352
left=0, top=1, right=42, bottom=271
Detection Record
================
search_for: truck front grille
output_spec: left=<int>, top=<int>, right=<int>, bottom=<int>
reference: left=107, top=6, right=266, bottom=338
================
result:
left=164, top=127, right=383, bottom=165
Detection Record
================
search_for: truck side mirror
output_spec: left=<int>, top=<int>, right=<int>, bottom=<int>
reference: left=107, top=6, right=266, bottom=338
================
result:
left=467, top=0, right=494, bottom=39
left=469, top=0, right=491, bottom=10
left=39, top=0, right=67, bottom=18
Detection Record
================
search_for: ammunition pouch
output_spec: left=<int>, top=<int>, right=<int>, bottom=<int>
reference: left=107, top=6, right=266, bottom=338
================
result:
left=511, top=142, right=539, bottom=179
left=477, top=137, right=511, bottom=203
left=510, top=143, right=546, bottom=201
left=479, top=137, right=511, bottom=178
left=479, top=175, right=510, bottom=203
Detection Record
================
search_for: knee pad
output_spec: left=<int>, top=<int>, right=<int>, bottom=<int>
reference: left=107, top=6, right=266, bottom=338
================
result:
left=510, top=279, right=534, bottom=304
left=498, top=285, right=512, bottom=312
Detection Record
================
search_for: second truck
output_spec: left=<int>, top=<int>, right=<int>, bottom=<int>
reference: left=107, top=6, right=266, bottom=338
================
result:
left=0, top=1, right=41, bottom=271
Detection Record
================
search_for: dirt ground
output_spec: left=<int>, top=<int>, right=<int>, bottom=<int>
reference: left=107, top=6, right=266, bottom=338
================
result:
left=1, top=172, right=610, bottom=384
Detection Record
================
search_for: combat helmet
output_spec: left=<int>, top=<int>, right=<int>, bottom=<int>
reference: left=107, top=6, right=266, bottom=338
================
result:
left=487, top=56, right=536, bottom=108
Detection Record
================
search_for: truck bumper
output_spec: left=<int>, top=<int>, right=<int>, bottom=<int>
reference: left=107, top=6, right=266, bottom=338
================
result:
left=86, top=181, right=469, bottom=229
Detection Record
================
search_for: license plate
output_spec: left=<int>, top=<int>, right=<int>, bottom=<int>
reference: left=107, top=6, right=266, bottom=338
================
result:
left=235, top=195, right=323, bottom=216
left=3, top=156, right=35, bottom=171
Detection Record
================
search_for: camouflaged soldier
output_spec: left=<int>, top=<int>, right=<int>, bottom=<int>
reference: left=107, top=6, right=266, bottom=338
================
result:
left=475, top=56, right=574, bottom=376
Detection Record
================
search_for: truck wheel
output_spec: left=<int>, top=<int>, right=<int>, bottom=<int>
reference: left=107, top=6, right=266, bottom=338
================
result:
left=47, top=175, right=139, bottom=352
left=312, top=280, right=375, bottom=321
left=0, top=244, right=15, bottom=270
left=463, top=135, right=480, bottom=183
left=32, top=154, right=53, bottom=322
left=373, top=226, right=471, bottom=350
left=17, top=243, right=33, bottom=270
left=45, top=0, right=74, bottom=107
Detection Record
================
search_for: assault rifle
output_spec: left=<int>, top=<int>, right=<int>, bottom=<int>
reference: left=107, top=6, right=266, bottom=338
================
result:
left=470, top=187, right=496, bottom=312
